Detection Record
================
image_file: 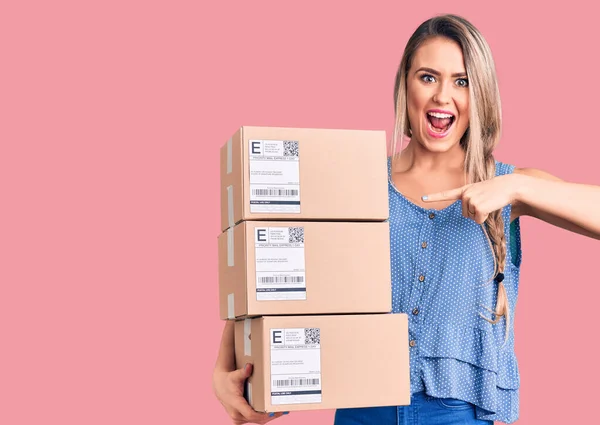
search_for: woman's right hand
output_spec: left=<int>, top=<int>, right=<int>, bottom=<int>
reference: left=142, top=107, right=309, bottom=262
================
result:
left=213, top=362, right=287, bottom=425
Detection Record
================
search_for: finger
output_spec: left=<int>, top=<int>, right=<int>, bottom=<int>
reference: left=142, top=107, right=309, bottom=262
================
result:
left=235, top=400, right=270, bottom=423
left=422, top=186, right=464, bottom=202
left=231, top=363, right=253, bottom=384
left=470, top=207, right=485, bottom=223
left=475, top=212, right=488, bottom=224
left=265, top=412, right=288, bottom=423
left=472, top=199, right=489, bottom=224
left=466, top=196, right=490, bottom=224
left=461, top=197, right=469, bottom=219
left=230, top=411, right=245, bottom=424
left=462, top=195, right=476, bottom=220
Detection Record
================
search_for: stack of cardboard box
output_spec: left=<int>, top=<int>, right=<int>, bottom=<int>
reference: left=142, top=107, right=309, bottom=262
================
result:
left=217, top=126, right=410, bottom=413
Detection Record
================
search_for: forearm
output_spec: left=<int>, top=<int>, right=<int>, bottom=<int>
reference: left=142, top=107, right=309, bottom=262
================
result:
left=516, top=174, right=600, bottom=237
left=214, top=320, right=236, bottom=373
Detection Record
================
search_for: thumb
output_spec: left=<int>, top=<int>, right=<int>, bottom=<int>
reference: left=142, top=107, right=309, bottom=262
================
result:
left=231, top=363, right=253, bottom=383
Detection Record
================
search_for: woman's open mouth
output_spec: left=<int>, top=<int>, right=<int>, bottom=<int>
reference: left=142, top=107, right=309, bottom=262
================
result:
left=426, top=111, right=455, bottom=138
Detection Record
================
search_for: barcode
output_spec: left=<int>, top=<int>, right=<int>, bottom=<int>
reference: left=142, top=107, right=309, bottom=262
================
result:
left=258, top=276, right=305, bottom=283
left=273, top=378, right=319, bottom=387
left=252, top=189, right=299, bottom=196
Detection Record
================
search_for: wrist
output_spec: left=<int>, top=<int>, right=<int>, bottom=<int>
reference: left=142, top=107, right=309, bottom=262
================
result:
left=213, top=364, right=232, bottom=376
left=512, top=173, right=533, bottom=205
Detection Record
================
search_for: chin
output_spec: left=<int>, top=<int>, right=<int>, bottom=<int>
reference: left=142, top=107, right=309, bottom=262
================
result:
left=415, top=136, right=461, bottom=153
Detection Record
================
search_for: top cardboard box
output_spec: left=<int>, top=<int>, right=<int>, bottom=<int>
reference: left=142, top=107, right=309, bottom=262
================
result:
left=219, top=126, right=389, bottom=232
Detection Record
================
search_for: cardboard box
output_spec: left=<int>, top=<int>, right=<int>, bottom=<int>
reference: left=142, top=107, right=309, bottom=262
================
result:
left=234, top=313, right=410, bottom=412
left=219, top=126, right=389, bottom=232
left=218, top=220, right=391, bottom=320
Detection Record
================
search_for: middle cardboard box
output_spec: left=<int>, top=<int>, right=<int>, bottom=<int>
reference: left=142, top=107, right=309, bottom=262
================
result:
left=218, top=220, right=391, bottom=320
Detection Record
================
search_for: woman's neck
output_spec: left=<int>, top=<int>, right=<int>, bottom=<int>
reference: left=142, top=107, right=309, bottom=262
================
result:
left=395, top=139, right=466, bottom=174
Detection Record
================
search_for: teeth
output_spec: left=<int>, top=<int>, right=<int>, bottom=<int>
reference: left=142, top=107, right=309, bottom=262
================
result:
left=427, top=112, right=454, bottom=119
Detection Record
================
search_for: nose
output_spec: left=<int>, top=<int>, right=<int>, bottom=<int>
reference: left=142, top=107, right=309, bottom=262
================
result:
left=433, top=82, right=452, bottom=104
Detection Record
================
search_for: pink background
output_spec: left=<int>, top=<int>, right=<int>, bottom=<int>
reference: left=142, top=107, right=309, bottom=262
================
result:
left=2, top=1, right=599, bottom=424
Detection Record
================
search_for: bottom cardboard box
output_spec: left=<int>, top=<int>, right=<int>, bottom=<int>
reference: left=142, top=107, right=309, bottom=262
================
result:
left=234, top=313, right=410, bottom=413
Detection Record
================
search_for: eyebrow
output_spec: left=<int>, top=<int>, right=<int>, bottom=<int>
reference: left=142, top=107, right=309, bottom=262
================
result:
left=416, top=67, right=467, bottom=78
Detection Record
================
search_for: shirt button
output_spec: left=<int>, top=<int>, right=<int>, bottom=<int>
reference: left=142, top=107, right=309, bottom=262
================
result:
left=412, top=308, right=419, bottom=315
left=421, top=241, right=428, bottom=249
left=429, top=212, right=435, bottom=219
left=409, top=340, right=416, bottom=347
left=418, top=275, right=425, bottom=282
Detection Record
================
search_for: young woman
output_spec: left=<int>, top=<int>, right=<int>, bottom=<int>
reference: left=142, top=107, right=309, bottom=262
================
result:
left=212, top=14, right=600, bottom=425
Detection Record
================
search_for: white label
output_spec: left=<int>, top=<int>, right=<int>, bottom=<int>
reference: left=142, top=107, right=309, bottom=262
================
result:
left=255, top=227, right=306, bottom=301
left=270, top=328, right=321, bottom=405
left=248, top=139, right=300, bottom=213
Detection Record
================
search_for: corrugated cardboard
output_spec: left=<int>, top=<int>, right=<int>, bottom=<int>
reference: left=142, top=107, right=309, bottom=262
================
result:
left=218, top=220, right=391, bottom=320
left=234, top=314, right=410, bottom=412
left=219, top=126, right=389, bottom=232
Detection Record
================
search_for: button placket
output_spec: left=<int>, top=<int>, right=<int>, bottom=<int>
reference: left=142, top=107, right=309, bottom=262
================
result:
left=408, top=210, right=436, bottom=360
left=412, top=210, right=434, bottom=298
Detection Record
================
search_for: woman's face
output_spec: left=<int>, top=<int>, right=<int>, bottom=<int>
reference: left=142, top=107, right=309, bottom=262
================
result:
left=406, top=36, right=470, bottom=153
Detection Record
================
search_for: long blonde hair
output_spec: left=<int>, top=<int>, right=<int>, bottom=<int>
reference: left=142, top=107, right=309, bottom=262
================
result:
left=391, top=14, right=510, bottom=341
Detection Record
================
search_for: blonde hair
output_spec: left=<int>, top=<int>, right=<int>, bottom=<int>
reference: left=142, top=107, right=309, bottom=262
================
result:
left=391, top=14, right=510, bottom=342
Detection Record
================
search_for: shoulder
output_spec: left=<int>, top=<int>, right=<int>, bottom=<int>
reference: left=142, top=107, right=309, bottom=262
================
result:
left=513, top=166, right=564, bottom=182
left=494, top=159, right=516, bottom=177
left=495, top=159, right=563, bottom=182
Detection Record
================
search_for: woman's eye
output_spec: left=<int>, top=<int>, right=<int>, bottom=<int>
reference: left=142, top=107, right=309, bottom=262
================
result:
left=456, top=78, right=469, bottom=87
left=421, top=74, right=436, bottom=83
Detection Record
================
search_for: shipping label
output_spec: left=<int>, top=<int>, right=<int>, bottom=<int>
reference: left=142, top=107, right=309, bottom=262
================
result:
left=270, top=327, right=322, bottom=405
left=249, top=140, right=300, bottom=213
left=255, top=227, right=306, bottom=301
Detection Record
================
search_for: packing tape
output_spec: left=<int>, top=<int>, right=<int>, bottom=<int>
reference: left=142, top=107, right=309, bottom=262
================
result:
left=244, top=318, right=252, bottom=356
left=227, top=293, right=234, bottom=319
left=227, top=185, right=234, bottom=229
left=247, top=382, right=253, bottom=406
left=227, top=227, right=234, bottom=267
left=226, top=137, right=232, bottom=174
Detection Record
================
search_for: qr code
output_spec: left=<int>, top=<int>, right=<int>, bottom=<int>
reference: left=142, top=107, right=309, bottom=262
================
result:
left=305, top=328, right=320, bottom=345
left=288, top=227, right=304, bottom=243
left=283, top=141, right=299, bottom=157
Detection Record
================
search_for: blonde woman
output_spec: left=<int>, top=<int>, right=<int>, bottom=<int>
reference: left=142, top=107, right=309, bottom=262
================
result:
left=213, top=14, right=600, bottom=425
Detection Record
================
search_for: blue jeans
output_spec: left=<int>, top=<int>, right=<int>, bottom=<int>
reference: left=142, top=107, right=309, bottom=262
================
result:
left=334, top=391, right=493, bottom=425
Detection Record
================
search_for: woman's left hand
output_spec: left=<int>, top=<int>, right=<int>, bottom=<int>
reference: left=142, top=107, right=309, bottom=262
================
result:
left=422, top=174, right=523, bottom=224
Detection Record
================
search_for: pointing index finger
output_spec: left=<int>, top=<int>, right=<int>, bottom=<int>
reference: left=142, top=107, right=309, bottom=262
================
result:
left=422, top=187, right=464, bottom=202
